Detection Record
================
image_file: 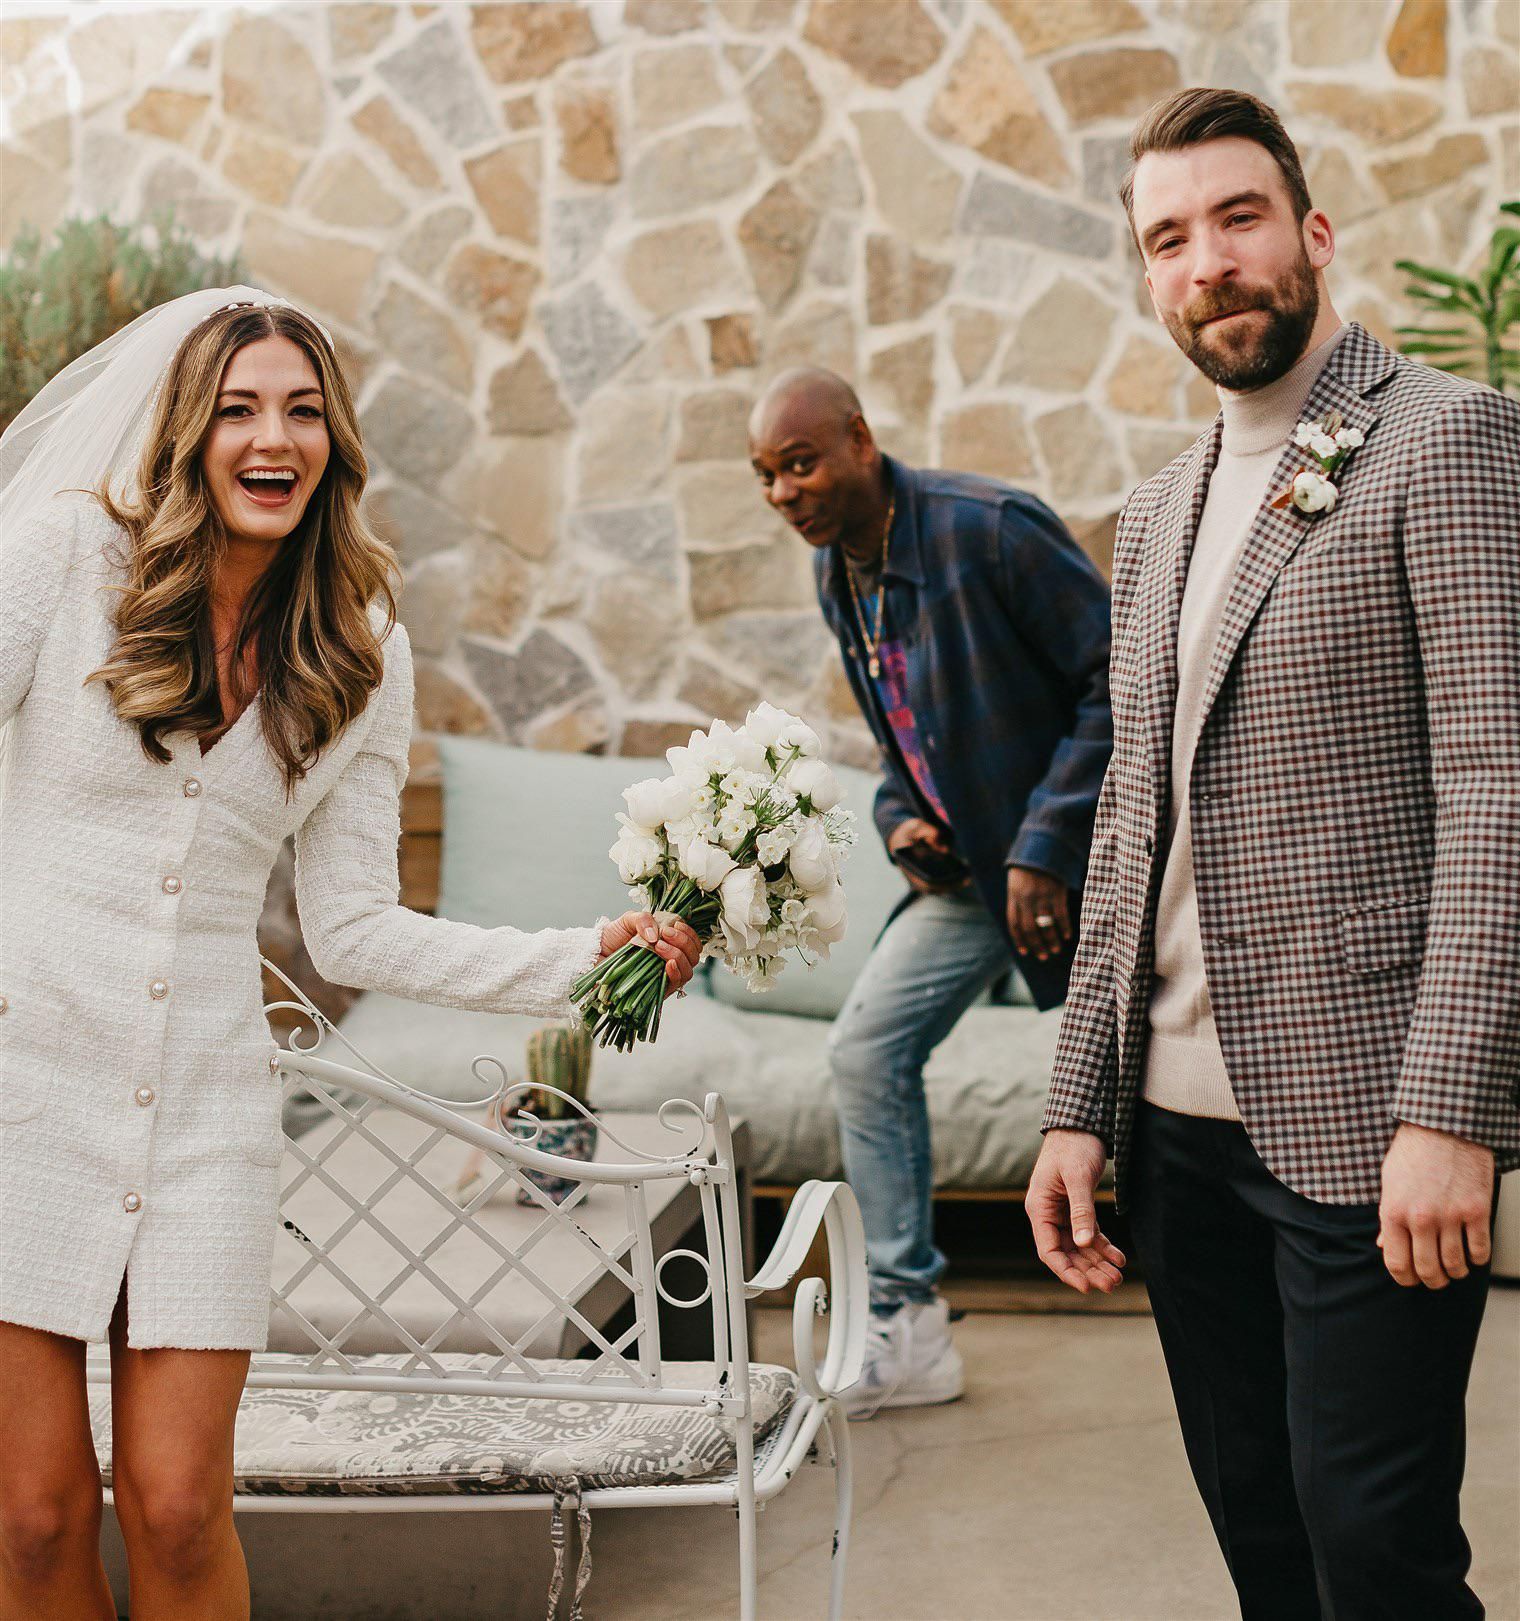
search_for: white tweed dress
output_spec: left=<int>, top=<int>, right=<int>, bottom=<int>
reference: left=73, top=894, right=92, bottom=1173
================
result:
left=0, top=494, right=600, bottom=1350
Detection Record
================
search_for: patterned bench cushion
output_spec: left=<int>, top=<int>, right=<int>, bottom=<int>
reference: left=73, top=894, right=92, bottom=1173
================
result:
left=89, top=1354, right=798, bottom=1498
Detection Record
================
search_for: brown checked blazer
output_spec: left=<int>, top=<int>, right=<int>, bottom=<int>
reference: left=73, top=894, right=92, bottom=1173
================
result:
left=1044, top=323, right=1520, bottom=1206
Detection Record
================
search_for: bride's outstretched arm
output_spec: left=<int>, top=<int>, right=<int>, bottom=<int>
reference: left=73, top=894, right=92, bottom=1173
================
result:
left=294, top=621, right=697, bottom=1019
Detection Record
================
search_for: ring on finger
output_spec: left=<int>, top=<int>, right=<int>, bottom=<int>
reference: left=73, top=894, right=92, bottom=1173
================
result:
left=1035, top=913, right=1056, bottom=928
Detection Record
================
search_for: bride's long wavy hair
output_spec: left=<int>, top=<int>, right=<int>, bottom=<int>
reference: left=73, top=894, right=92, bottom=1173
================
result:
left=89, top=303, right=398, bottom=792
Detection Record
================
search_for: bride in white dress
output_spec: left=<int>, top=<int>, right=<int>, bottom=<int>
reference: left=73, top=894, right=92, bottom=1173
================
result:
left=0, top=288, right=700, bottom=1619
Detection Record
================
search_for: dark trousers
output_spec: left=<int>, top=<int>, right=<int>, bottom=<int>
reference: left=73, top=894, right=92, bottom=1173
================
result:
left=1129, top=1102, right=1491, bottom=1621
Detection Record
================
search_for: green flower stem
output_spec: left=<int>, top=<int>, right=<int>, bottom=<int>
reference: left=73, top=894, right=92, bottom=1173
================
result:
left=569, top=874, right=723, bottom=1050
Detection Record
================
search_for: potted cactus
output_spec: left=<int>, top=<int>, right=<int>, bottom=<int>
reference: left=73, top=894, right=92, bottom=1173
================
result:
left=511, top=1023, right=598, bottom=1205
left=453, top=1023, right=599, bottom=1206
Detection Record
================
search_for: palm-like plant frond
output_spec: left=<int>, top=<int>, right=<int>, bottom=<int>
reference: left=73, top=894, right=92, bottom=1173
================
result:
left=1395, top=201, right=1520, bottom=394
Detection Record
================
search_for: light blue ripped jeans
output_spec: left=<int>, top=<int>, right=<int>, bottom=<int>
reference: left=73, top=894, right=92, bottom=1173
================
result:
left=827, top=888, right=1017, bottom=1316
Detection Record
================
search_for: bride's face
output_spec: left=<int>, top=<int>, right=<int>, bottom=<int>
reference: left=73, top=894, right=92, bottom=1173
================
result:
left=202, top=335, right=331, bottom=547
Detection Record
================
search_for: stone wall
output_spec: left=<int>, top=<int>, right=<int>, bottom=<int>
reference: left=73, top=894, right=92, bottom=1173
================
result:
left=3, top=0, right=1515, bottom=768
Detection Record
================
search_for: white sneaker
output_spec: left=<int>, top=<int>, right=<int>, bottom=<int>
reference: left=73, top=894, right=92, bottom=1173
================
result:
left=841, top=1296, right=966, bottom=1420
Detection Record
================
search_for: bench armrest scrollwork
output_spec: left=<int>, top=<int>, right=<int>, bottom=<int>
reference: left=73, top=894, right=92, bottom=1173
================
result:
left=744, top=1180, right=867, bottom=1402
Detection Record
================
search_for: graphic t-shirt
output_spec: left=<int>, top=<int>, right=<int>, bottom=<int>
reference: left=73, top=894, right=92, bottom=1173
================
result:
left=873, top=636, right=951, bottom=827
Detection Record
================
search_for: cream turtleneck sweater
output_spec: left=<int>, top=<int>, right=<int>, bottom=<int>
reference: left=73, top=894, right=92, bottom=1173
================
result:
left=1142, top=324, right=1347, bottom=1119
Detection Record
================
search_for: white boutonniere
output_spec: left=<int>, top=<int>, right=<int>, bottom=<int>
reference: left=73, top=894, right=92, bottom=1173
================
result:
left=1270, top=410, right=1366, bottom=514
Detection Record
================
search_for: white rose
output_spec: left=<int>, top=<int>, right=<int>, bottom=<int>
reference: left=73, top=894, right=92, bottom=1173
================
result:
left=673, top=726, right=733, bottom=777
left=719, top=867, right=770, bottom=951
left=621, top=777, right=669, bottom=832
left=678, top=837, right=737, bottom=891
left=743, top=701, right=793, bottom=751
left=701, top=720, right=766, bottom=775
left=665, top=741, right=699, bottom=779
left=1308, top=432, right=1339, bottom=461
left=780, top=897, right=806, bottom=925
left=788, top=758, right=842, bottom=811
left=658, top=776, right=698, bottom=823
left=804, top=879, right=848, bottom=943
left=788, top=819, right=838, bottom=892
left=776, top=718, right=822, bottom=759
left=730, top=729, right=769, bottom=774
left=1291, top=469, right=1338, bottom=514
left=610, top=827, right=663, bottom=884
left=624, top=776, right=695, bottom=831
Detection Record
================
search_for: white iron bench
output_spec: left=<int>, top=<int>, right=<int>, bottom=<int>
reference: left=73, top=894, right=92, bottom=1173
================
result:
left=86, top=971, right=868, bottom=1620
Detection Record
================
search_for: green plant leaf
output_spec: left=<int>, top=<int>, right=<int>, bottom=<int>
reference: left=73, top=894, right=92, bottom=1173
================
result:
left=1403, top=285, right=1479, bottom=313
left=1395, top=260, right=1483, bottom=301
left=0, top=214, right=240, bottom=433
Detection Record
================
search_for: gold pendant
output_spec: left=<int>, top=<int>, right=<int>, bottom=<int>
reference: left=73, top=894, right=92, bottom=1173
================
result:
left=868, top=655, right=880, bottom=679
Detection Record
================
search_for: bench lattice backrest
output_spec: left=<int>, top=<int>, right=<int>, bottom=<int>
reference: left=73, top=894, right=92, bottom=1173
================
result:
left=259, top=963, right=749, bottom=1416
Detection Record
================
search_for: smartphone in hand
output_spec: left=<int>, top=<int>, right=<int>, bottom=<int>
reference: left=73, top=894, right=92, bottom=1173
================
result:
left=892, top=839, right=971, bottom=889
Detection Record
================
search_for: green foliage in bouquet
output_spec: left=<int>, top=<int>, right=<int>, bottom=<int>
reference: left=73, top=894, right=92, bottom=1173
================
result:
left=0, top=213, right=241, bottom=431
left=1395, top=201, right=1520, bottom=396
left=520, top=1023, right=593, bottom=1121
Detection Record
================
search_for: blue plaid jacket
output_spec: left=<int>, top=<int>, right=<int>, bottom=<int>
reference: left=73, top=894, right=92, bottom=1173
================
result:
left=815, top=457, right=1113, bottom=1009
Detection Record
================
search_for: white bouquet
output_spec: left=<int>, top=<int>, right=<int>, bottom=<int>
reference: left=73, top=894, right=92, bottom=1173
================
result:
left=570, top=704, right=858, bottom=1049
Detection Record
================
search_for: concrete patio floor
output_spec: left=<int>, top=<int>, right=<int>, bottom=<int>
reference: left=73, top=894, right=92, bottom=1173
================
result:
left=106, top=1285, right=1518, bottom=1619
left=594, top=1287, right=1519, bottom=1620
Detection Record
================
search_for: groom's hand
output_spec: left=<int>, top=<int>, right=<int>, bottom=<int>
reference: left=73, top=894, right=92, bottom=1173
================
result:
left=600, top=911, right=703, bottom=992
left=1027, top=1129, right=1126, bottom=1293
left=1377, top=1121, right=1494, bottom=1289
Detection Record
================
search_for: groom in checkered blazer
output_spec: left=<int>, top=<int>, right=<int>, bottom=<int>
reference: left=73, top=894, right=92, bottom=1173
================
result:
left=1028, top=89, right=1520, bottom=1620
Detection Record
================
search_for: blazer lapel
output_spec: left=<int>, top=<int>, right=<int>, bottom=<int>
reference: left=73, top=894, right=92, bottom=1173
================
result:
left=1192, top=331, right=1389, bottom=736
left=1134, top=421, right=1221, bottom=804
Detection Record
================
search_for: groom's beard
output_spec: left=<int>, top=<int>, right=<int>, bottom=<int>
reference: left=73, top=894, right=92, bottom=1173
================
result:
left=1165, top=251, right=1320, bottom=391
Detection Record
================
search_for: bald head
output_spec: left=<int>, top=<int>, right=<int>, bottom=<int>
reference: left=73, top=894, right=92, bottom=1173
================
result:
left=749, top=367, right=868, bottom=446
left=749, top=367, right=886, bottom=557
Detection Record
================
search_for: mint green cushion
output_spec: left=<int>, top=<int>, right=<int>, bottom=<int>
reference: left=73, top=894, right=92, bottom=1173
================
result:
left=436, top=738, right=912, bottom=1021
left=436, top=737, right=644, bottom=934
left=334, top=990, right=1070, bottom=1188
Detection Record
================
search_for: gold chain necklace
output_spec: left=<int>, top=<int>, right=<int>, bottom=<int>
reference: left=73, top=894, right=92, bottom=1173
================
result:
left=843, top=493, right=896, bottom=679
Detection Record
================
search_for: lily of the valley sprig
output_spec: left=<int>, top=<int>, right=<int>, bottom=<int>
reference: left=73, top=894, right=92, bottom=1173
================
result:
left=1270, top=410, right=1366, bottom=515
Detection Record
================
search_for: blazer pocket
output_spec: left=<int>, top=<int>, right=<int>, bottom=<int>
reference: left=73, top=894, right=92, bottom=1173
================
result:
left=0, top=988, right=59, bottom=1125
left=232, top=1037, right=286, bottom=1168
left=1339, top=897, right=1429, bottom=976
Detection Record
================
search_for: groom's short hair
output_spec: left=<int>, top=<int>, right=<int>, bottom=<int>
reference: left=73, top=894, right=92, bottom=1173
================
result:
left=1120, top=89, right=1313, bottom=238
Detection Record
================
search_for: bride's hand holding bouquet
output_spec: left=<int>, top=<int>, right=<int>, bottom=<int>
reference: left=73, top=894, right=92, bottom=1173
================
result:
left=595, top=910, right=703, bottom=991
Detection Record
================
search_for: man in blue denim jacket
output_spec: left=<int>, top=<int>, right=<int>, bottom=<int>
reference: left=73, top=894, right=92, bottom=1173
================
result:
left=749, top=369, right=1112, bottom=1415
